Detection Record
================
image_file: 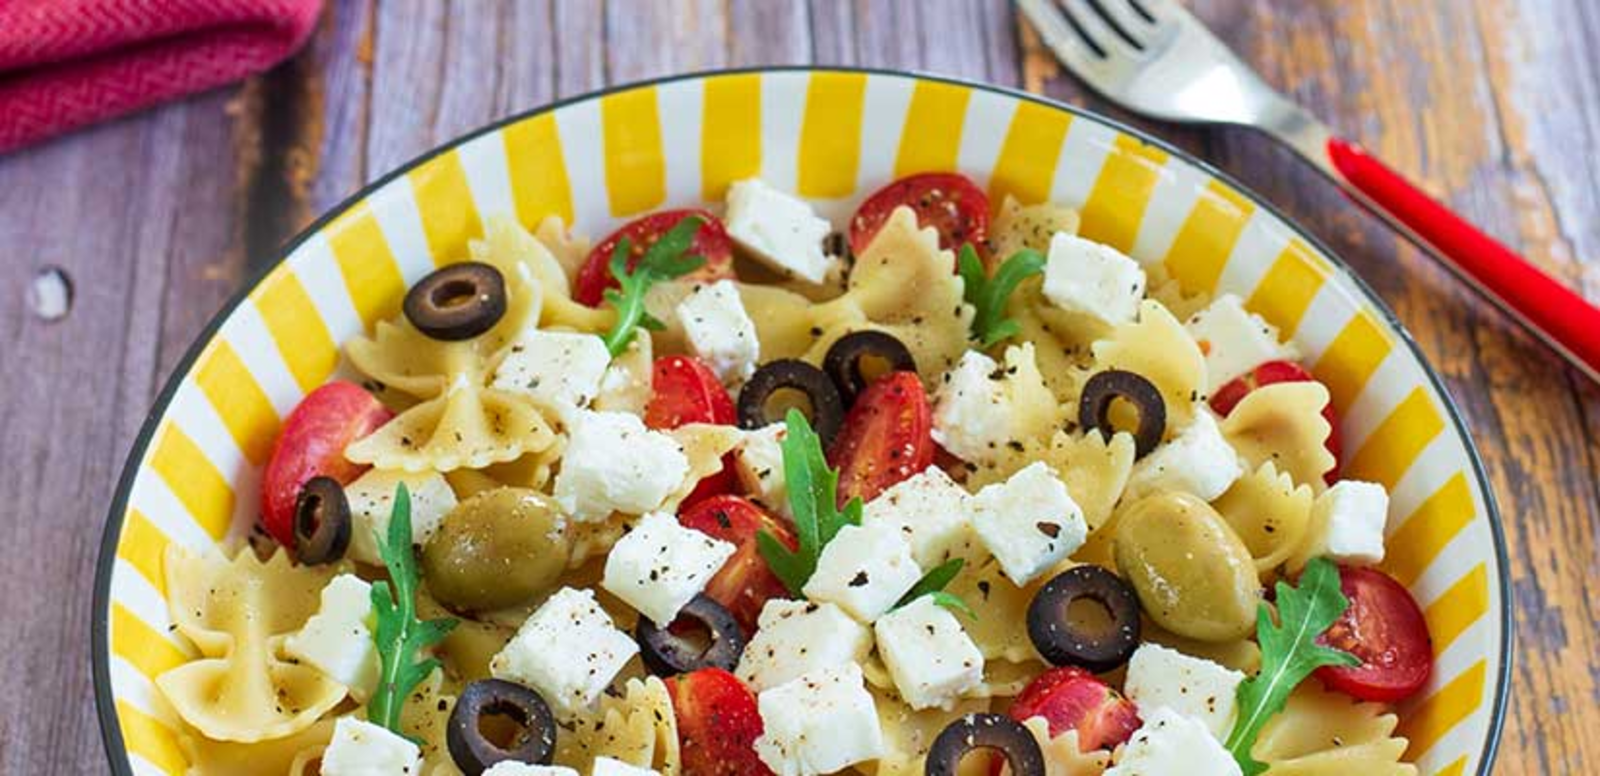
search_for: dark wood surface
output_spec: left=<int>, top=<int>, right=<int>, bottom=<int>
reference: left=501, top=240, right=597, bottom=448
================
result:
left=2, top=1, right=1595, bottom=772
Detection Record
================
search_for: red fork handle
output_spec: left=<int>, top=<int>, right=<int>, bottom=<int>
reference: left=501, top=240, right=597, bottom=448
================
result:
left=1325, top=137, right=1600, bottom=382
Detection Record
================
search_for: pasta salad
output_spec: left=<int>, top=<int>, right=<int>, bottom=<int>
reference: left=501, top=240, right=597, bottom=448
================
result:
left=155, top=171, right=1433, bottom=776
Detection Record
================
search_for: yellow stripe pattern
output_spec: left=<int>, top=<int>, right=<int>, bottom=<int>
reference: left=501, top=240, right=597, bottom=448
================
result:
left=1425, top=564, right=1489, bottom=655
left=409, top=150, right=483, bottom=262
left=149, top=425, right=233, bottom=540
left=1383, top=473, right=1476, bottom=587
left=1246, top=238, right=1330, bottom=335
left=1079, top=134, right=1168, bottom=253
left=1399, top=661, right=1487, bottom=759
left=504, top=112, right=575, bottom=226
left=894, top=81, right=971, bottom=178
left=1163, top=180, right=1255, bottom=294
left=1313, top=310, right=1393, bottom=413
left=112, top=604, right=187, bottom=680
left=1345, top=388, right=1446, bottom=489
left=326, top=203, right=407, bottom=329
left=193, top=342, right=279, bottom=466
left=116, top=510, right=171, bottom=595
left=602, top=87, right=667, bottom=216
left=117, top=701, right=186, bottom=774
left=989, top=101, right=1071, bottom=209
left=1435, top=756, right=1469, bottom=776
left=797, top=72, right=867, bottom=198
left=251, top=270, right=337, bottom=393
left=701, top=74, right=763, bottom=201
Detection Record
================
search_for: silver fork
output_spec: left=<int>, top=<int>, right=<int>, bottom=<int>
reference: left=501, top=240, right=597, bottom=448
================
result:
left=1020, top=0, right=1600, bottom=384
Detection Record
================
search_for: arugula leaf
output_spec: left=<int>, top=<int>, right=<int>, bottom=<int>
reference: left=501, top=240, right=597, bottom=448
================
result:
left=367, top=483, right=458, bottom=734
left=958, top=244, right=1046, bottom=347
left=1224, top=557, right=1360, bottom=775
left=756, top=408, right=863, bottom=596
left=600, top=216, right=708, bottom=356
left=892, top=557, right=975, bottom=618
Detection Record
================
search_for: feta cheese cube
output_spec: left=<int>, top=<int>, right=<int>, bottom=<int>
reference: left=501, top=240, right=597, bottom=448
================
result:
left=931, top=350, right=1007, bottom=462
left=603, top=511, right=736, bottom=624
left=1042, top=233, right=1146, bottom=328
left=861, top=467, right=974, bottom=568
left=283, top=574, right=379, bottom=701
left=1123, top=643, right=1246, bottom=738
left=754, top=663, right=884, bottom=775
left=1184, top=294, right=1299, bottom=388
left=737, top=600, right=873, bottom=692
left=1305, top=480, right=1389, bottom=565
left=591, top=757, right=659, bottom=776
left=554, top=410, right=689, bottom=522
left=725, top=178, right=837, bottom=284
left=1124, top=410, right=1243, bottom=502
left=971, top=462, right=1086, bottom=585
left=490, top=587, right=640, bottom=716
left=873, top=597, right=984, bottom=710
left=321, top=716, right=421, bottom=776
left=733, top=424, right=789, bottom=515
left=677, top=280, right=760, bottom=386
left=491, top=329, right=611, bottom=413
left=1103, top=706, right=1242, bottom=776
left=802, top=523, right=923, bottom=622
left=482, top=764, right=579, bottom=776
left=345, top=468, right=458, bottom=566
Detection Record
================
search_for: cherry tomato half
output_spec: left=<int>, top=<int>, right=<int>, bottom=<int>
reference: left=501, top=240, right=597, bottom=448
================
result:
left=259, top=381, right=393, bottom=547
left=848, top=172, right=990, bottom=258
left=1210, top=359, right=1343, bottom=484
left=678, top=495, right=797, bottom=635
left=827, top=371, right=935, bottom=506
left=1315, top=565, right=1434, bottom=703
left=646, top=356, right=738, bottom=507
left=574, top=209, right=736, bottom=307
left=1006, top=666, right=1141, bottom=752
left=665, top=668, right=774, bottom=776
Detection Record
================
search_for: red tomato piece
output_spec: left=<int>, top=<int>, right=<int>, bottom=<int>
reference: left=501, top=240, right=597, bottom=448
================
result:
left=848, top=172, right=990, bottom=258
left=573, top=208, right=736, bottom=307
left=646, top=356, right=738, bottom=508
left=259, top=381, right=393, bottom=547
left=1006, top=667, right=1141, bottom=753
left=827, top=372, right=935, bottom=506
left=678, top=495, right=797, bottom=635
left=1209, top=359, right=1343, bottom=484
left=1315, top=565, right=1434, bottom=702
left=665, top=668, right=774, bottom=776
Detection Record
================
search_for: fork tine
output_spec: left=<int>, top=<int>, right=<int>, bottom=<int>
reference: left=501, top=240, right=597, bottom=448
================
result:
left=1093, top=0, right=1163, bottom=40
left=1058, top=0, right=1139, bottom=56
left=1018, top=0, right=1111, bottom=75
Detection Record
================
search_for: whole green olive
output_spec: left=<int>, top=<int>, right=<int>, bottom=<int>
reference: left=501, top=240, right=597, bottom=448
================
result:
left=421, top=487, right=572, bottom=614
left=1113, top=492, right=1260, bottom=642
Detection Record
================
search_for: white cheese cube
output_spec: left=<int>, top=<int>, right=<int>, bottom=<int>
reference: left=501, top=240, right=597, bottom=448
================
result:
left=873, top=597, right=984, bottom=710
left=802, top=523, right=924, bottom=622
left=733, top=424, right=789, bottom=516
left=754, top=663, right=884, bottom=776
left=322, top=716, right=421, bottom=776
left=677, top=280, right=760, bottom=387
left=1184, top=294, right=1299, bottom=388
left=1306, top=480, right=1389, bottom=565
left=1124, top=410, right=1243, bottom=502
left=861, top=467, right=974, bottom=568
left=482, top=764, right=580, bottom=776
left=490, top=587, right=640, bottom=716
left=490, top=329, right=611, bottom=413
left=971, top=462, right=1086, bottom=585
left=1042, top=233, right=1146, bottom=328
left=1123, top=643, right=1245, bottom=738
left=283, top=574, right=378, bottom=701
left=737, top=600, right=873, bottom=692
left=345, top=468, right=459, bottom=566
left=725, top=178, right=837, bottom=284
left=591, top=757, right=659, bottom=776
left=1103, top=706, right=1242, bottom=776
left=554, top=410, right=689, bottom=522
left=931, top=350, right=1007, bottom=462
left=603, top=511, right=736, bottom=624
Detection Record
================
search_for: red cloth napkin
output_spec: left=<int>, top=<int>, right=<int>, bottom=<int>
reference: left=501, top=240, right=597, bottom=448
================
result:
left=0, top=0, right=323, bottom=154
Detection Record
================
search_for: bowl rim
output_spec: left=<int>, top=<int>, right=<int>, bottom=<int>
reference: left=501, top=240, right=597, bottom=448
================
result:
left=91, top=65, right=1511, bottom=775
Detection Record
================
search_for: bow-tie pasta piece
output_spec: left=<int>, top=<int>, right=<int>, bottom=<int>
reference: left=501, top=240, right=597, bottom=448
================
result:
left=534, top=215, right=594, bottom=282
left=1017, top=718, right=1112, bottom=776
left=1087, top=299, right=1207, bottom=434
left=1220, top=380, right=1337, bottom=493
left=969, top=430, right=1135, bottom=538
left=1212, top=460, right=1316, bottom=576
left=344, top=379, right=556, bottom=473
left=1252, top=683, right=1416, bottom=775
left=178, top=719, right=335, bottom=776
left=870, top=687, right=992, bottom=776
left=476, top=215, right=613, bottom=335
left=555, top=676, right=680, bottom=774
left=989, top=196, right=1082, bottom=260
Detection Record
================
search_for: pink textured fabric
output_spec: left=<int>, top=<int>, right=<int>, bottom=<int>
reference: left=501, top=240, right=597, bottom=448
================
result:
left=0, top=0, right=323, bottom=153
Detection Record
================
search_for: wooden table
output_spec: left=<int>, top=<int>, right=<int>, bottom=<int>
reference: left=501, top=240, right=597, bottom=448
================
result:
left=2, top=1, right=1593, bottom=773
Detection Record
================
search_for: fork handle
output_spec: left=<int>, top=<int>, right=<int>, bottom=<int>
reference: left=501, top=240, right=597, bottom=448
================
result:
left=1321, top=136, right=1600, bottom=382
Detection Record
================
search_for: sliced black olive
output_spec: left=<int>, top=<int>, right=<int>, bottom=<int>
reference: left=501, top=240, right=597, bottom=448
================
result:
left=447, top=678, right=557, bottom=775
left=293, top=476, right=351, bottom=565
left=737, top=358, right=845, bottom=446
left=403, top=261, right=508, bottom=341
left=1026, top=565, right=1142, bottom=673
left=925, top=713, right=1044, bottom=776
left=1077, top=369, right=1166, bottom=458
left=636, top=593, right=746, bottom=676
left=823, top=330, right=918, bottom=405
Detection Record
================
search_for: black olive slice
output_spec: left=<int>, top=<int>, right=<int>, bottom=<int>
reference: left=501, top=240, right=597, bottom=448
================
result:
left=636, top=593, right=746, bottom=676
left=293, top=476, right=351, bottom=565
left=823, top=330, right=918, bottom=405
left=1077, top=369, right=1166, bottom=458
left=925, top=713, right=1044, bottom=776
left=447, top=678, right=557, bottom=775
left=403, top=261, right=508, bottom=341
left=737, top=359, right=845, bottom=446
left=1026, top=565, right=1142, bottom=673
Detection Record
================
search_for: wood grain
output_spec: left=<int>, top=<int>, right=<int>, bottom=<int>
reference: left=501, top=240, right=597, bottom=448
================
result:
left=0, top=1, right=1594, bottom=773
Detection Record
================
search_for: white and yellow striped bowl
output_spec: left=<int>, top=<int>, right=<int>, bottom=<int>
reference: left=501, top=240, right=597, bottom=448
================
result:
left=92, top=68, right=1509, bottom=775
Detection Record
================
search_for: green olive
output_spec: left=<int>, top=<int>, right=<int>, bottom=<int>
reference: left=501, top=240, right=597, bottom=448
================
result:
left=1113, top=492, right=1260, bottom=642
left=421, top=487, right=572, bottom=614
